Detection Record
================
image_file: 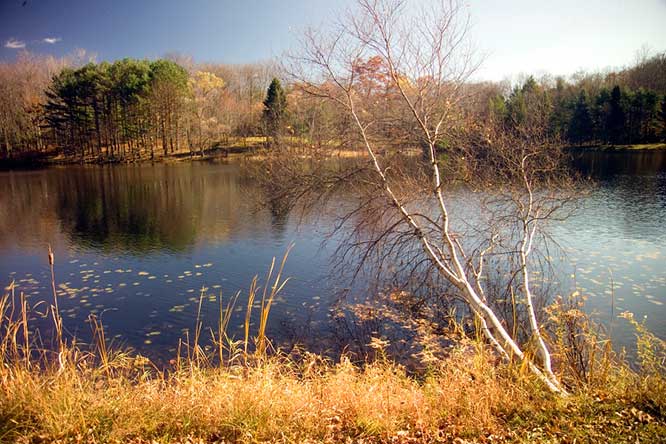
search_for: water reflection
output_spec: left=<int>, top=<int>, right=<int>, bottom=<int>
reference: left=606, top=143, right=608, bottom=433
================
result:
left=1, top=163, right=278, bottom=254
left=0, top=152, right=664, bottom=359
left=572, top=149, right=666, bottom=179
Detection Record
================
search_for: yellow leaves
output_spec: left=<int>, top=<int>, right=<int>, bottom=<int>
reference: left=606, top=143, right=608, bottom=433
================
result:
left=618, top=311, right=634, bottom=320
left=395, top=74, right=413, bottom=92
left=169, top=304, right=186, bottom=313
left=188, top=71, right=225, bottom=95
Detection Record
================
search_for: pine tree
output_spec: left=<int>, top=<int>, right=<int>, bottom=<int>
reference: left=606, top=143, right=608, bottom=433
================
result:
left=548, top=77, right=571, bottom=138
left=568, top=90, right=593, bottom=145
left=592, top=88, right=610, bottom=142
left=262, top=78, right=287, bottom=145
left=659, top=95, right=666, bottom=142
left=607, top=86, right=626, bottom=144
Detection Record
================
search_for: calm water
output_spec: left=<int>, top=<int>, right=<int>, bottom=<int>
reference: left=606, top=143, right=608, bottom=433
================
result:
left=1, top=151, right=665, bottom=358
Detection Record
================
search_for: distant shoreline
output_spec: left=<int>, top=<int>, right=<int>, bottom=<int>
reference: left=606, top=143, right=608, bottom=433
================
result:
left=3, top=142, right=665, bottom=170
left=0, top=140, right=383, bottom=170
left=567, top=143, right=666, bottom=152
left=0, top=143, right=261, bottom=170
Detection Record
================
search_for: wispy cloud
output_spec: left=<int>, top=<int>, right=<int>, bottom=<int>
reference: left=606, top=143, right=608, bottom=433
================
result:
left=4, top=38, right=26, bottom=49
left=42, top=37, right=62, bottom=44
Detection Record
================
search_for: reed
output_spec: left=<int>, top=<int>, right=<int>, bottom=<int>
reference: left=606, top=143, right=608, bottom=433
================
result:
left=243, top=275, right=258, bottom=360
left=211, top=289, right=241, bottom=365
left=257, top=244, right=292, bottom=357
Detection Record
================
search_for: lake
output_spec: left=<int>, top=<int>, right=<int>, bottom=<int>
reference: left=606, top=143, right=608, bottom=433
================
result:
left=1, top=150, right=665, bottom=361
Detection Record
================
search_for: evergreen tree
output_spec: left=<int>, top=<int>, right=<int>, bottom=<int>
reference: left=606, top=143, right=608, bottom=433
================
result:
left=659, top=96, right=666, bottom=141
left=568, top=90, right=593, bottom=145
left=607, top=86, right=626, bottom=144
left=44, top=68, right=88, bottom=157
left=640, top=89, right=659, bottom=142
left=505, top=89, right=526, bottom=126
left=43, top=58, right=189, bottom=161
left=262, top=78, right=287, bottom=145
left=592, top=88, right=610, bottom=142
left=488, top=94, right=507, bottom=123
left=548, top=77, right=571, bottom=138
left=149, top=59, right=189, bottom=156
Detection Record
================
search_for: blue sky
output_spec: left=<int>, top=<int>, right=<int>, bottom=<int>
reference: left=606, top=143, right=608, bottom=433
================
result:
left=1, top=0, right=665, bottom=81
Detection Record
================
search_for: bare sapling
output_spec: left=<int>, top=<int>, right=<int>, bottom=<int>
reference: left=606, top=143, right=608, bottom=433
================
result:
left=283, top=0, right=573, bottom=393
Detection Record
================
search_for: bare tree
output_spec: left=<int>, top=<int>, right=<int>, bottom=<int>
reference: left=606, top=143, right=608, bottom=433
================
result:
left=0, top=51, right=71, bottom=158
left=276, top=0, right=574, bottom=394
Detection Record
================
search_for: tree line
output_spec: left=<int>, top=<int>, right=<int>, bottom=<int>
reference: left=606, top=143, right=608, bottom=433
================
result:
left=1, top=50, right=665, bottom=162
left=0, top=52, right=279, bottom=162
left=44, top=58, right=191, bottom=160
left=488, top=53, right=666, bottom=146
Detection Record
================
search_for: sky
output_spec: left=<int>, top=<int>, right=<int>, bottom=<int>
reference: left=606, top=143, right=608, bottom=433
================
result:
left=1, top=0, right=665, bottom=81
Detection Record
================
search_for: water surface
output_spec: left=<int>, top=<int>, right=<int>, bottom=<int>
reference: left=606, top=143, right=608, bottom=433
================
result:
left=1, top=152, right=664, bottom=358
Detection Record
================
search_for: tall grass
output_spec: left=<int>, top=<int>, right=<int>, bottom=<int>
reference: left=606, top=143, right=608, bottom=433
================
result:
left=0, top=250, right=664, bottom=443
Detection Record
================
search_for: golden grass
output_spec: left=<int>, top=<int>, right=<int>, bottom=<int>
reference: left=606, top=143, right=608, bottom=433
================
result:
left=2, top=342, right=664, bottom=443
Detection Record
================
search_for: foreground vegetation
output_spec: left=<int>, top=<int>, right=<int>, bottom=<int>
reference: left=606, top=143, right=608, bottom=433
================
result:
left=2, top=341, right=665, bottom=444
left=1, top=260, right=665, bottom=443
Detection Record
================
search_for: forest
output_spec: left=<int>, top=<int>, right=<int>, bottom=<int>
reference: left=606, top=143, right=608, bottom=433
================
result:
left=0, top=52, right=276, bottom=162
left=1, top=50, right=665, bottom=163
left=490, top=56, right=666, bottom=146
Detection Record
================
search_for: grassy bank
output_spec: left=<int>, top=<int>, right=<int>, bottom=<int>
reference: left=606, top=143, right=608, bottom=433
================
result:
left=2, top=346, right=665, bottom=444
left=1, top=261, right=665, bottom=443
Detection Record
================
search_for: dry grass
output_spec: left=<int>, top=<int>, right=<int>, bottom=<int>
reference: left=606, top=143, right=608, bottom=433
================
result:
left=0, top=258, right=665, bottom=443
left=1, top=343, right=664, bottom=444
